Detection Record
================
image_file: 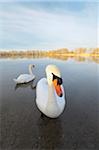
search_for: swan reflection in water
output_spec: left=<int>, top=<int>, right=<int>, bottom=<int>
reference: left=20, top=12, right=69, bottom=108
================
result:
left=36, top=88, right=67, bottom=149
left=37, top=116, right=64, bottom=149
left=14, top=80, right=36, bottom=91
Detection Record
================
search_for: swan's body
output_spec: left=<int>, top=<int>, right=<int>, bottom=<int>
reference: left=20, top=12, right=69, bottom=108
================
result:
left=36, top=65, right=65, bottom=118
left=13, top=64, right=35, bottom=84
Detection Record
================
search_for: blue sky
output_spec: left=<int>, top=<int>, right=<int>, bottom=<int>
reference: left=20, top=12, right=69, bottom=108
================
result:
left=0, top=0, right=98, bottom=50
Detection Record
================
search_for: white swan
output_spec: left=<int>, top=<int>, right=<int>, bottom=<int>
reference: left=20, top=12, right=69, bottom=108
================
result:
left=13, top=64, right=35, bottom=84
left=36, top=64, right=65, bottom=118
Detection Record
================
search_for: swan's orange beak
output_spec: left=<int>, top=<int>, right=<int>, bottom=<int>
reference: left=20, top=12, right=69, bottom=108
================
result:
left=53, top=79, right=63, bottom=97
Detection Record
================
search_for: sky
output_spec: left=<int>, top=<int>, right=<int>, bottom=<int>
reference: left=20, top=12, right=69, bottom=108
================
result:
left=0, top=0, right=98, bottom=50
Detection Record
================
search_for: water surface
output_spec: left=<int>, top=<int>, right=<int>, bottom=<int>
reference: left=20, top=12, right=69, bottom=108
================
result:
left=0, top=57, right=99, bottom=150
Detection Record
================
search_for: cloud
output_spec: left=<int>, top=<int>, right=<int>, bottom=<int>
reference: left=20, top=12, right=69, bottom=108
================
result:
left=0, top=1, right=97, bottom=50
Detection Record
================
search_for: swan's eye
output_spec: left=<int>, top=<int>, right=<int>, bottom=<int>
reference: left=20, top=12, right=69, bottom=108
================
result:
left=52, top=73, right=62, bottom=85
left=57, top=78, right=63, bottom=85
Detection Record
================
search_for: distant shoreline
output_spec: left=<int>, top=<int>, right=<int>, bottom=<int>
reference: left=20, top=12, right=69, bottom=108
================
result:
left=0, top=48, right=99, bottom=58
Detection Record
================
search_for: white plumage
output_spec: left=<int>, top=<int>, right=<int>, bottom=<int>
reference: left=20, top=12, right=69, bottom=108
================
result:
left=36, top=64, right=65, bottom=118
left=13, top=64, right=35, bottom=84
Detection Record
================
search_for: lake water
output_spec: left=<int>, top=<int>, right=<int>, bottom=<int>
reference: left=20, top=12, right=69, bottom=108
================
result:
left=0, top=57, right=99, bottom=150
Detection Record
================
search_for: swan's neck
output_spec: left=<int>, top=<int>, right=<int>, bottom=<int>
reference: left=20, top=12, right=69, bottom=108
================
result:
left=29, top=66, right=33, bottom=75
left=48, top=83, right=56, bottom=103
left=46, top=74, right=57, bottom=104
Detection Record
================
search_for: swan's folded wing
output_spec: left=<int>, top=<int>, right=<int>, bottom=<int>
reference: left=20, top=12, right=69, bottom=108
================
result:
left=17, top=74, right=34, bottom=83
left=13, top=78, right=18, bottom=83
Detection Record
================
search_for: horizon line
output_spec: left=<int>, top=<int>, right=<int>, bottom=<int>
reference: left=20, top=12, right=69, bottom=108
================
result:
left=0, top=47, right=98, bottom=52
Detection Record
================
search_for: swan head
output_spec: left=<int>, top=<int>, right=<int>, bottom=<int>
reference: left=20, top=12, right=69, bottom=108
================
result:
left=29, top=64, right=35, bottom=68
left=46, top=64, right=63, bottom=97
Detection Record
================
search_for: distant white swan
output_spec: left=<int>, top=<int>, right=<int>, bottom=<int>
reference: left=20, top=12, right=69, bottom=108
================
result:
left=13, top=64, right=35, bottom=84
left=36, top=64, right=65, bottom=118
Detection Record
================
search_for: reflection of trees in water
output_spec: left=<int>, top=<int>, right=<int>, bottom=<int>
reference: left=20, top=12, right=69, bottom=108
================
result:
left=37, top=116, right=64, bottom=149
left=48, top=55, right=99, bottom=64
left=90, top=56, right=99, bottom=64
left=48, top=55, right=69, bottom=61
left=73, top=56, right=86, bottom=62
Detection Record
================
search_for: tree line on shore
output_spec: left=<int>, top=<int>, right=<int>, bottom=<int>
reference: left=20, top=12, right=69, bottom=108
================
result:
left=0, top=48, right=99, bottom=58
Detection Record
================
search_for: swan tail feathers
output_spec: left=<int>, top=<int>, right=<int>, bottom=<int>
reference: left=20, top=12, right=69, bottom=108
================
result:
left=13, top=79, right=18, bottom=83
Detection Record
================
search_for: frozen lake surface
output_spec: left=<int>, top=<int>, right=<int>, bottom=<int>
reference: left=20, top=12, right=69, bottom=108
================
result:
left=0, top=57, right=99, bottom=150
